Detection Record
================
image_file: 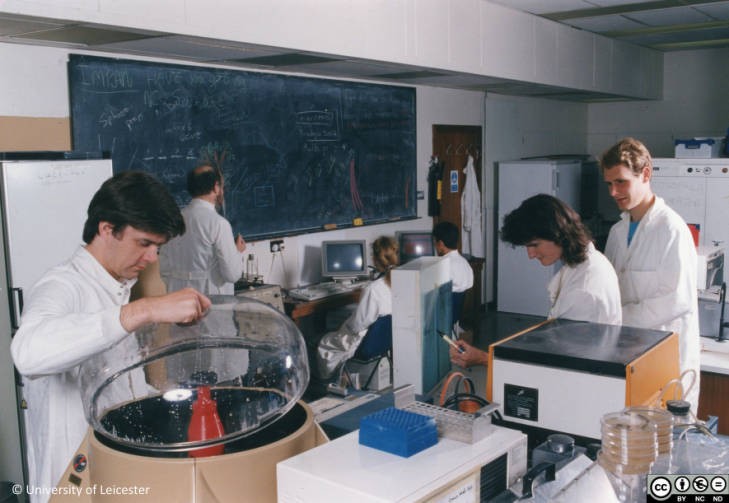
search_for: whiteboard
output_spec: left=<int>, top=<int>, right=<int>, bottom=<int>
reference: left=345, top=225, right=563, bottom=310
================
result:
left=0, top=159, right=113, bottom=292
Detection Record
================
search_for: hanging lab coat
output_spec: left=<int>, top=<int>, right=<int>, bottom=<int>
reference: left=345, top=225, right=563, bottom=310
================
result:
left=159, top=198, right=245, bottom=295
left=461, top=155, right=484, bottom=258
left=547, top=242, right=622, bottom=325
left=10, top=247, right=134, bottom=503
left=316, top=277, right=391, bottom=379
left=604, top=196, right=700, bottom=411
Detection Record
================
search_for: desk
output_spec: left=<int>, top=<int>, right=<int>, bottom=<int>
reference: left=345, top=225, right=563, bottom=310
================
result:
left=284, top=289, right=363, bottom=325
left=285, top=290, right=363, bottom=357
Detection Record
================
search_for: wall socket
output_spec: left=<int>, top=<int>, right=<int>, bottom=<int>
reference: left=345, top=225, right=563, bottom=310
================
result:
left=269, top=239, right=284, bottom=253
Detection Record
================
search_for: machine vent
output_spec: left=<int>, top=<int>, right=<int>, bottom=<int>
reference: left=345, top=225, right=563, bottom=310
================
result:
left=480, top=452, right=508, bottom=501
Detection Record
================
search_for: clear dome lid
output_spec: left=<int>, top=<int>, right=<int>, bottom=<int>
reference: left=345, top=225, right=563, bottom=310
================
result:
left=78, top=295, right=309, bottom=453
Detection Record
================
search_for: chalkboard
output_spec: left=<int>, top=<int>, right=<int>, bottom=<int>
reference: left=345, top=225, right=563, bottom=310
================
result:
left=68, top=55, right=416, bottom=240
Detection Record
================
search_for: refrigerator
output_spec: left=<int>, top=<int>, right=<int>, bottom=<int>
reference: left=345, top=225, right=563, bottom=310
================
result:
left=496, top=159, right=582, bottom=316
left=0, top=158, right=112, bottom=488
left=651, top=158, right=729, bottom=337
left=651, top=158, right=729, bottom=254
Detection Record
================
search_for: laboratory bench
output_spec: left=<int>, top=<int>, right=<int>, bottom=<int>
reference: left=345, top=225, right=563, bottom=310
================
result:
left=699, top=336, right=729, bottom=435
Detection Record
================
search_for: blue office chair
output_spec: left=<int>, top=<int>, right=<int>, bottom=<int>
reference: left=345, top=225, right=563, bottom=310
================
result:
left=343, top=315, right=393, bottom=390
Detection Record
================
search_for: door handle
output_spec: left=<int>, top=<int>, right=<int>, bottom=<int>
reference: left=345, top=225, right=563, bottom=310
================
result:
left=10, top=287, right=23, bottom=330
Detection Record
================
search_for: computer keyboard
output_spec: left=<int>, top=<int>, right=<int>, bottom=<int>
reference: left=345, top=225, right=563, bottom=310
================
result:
left=288, top=281, right=368, bottom=301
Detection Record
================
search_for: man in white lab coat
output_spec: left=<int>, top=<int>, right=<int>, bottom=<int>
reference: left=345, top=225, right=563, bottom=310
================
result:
left=11, top=171, right=211, bottom=503
left=159, top=164, right=247, bottom=295
left=601, top=137, right=700, bottom=412
left=433, top=221, right=474, bottom=334
left=433, top=221, right=474, bottom=296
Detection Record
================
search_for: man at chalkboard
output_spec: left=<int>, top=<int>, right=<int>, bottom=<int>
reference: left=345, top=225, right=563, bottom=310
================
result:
left=159, top=164, right=247, bottom=295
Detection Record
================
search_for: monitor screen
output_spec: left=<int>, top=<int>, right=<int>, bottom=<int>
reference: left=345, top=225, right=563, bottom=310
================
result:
left=397, top=231, right=435, bottom=264
left=321, top=240, right=368, bottom=280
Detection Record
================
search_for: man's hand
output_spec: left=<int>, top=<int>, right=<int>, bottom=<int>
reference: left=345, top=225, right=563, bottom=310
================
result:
left=120, top=288, right=212, bottom=332
left=236, top=234, right=247, bottom=253
left=449, top=340, right=489, bottom=369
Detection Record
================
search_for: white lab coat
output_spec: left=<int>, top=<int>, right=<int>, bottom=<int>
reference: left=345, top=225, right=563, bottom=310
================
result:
left=547, top=242, right=622, bottom=325
left=443, top=249, right=474, bottom=293
left=159, top=198, right=245, bottom=295
left=316, top=278, right=391, bottom=379
left=461, top=155, right=484, bottom=258
left=605, top=196, right=700, bottom=411
left=10, top=247, right=133, bottom=503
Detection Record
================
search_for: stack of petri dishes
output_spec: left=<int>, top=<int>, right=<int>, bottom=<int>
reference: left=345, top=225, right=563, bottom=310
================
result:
left=625, top=407, right=674, bottom=458
left=598, top=408, right=670, bottom=501
left=599, top=410, right=659, bottom=474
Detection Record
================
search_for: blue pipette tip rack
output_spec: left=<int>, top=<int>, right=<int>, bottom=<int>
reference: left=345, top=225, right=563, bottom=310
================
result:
left=359, top=406, right=438, bottom=457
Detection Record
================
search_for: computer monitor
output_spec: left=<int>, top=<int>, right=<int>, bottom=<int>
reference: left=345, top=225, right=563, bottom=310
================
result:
left=397, top=231, right=435, bottom=264
left=321, top=240, right=368, bottom=282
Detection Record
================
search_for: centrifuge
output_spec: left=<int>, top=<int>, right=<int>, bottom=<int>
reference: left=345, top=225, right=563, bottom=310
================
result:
left=51, top=296, right=323, bottom=502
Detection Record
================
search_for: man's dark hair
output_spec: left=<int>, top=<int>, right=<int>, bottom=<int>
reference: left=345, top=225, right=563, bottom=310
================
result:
left=82, top=171, right=185, bottom=244
left=187, top=164, right=221, bottom=197
left=432, top=221, right=459, bottom=250
left=500, top=194, right=591, bottom=266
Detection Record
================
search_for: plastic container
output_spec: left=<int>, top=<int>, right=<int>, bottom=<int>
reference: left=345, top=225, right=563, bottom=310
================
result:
left=359, top=406, right=438, bottom=457
left=674, top=138, right=722, bottom=158
left=78, top=296, right=309, bottom=454
left=187, top=386, right=225, bottom=457
left=666, top=399, right=695, bottom=440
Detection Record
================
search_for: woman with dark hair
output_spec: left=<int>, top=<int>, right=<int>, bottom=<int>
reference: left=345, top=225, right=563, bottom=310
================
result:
left=450, top=194, right=621, bottom=369
left=316, top=236, right=399, bottom=380
left=500, top=193, right=621, bottom=323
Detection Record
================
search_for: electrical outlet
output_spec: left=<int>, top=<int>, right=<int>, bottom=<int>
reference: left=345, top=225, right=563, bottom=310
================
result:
left=269, top=239, right=284, bottom=253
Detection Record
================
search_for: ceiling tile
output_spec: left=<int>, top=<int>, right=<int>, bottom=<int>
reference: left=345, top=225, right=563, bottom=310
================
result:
left=0, top=15, right=62, bottom=36
left=590, top=0, right=651, bottom=6
left=625, top=6, right=714, bottom=26
left=693, top=2, right=729, bottom=19
left=230, top=53, right=342, bottom=67
left=566, top=14, right=647, bottom=32
left=12, top=25, right=158, bottom=46
left=489, top=0, right=595, bottom=15
left=97, top=35, right=282, bottom=61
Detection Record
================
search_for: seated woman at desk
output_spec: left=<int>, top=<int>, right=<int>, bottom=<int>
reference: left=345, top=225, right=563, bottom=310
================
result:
left=450, top=194, right=622, bottom=369
left=316, top=236, right=399, bottom=380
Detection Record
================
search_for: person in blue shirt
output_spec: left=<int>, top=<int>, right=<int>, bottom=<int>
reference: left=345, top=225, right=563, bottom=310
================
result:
left=602, top=137, right=699, bottom=412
